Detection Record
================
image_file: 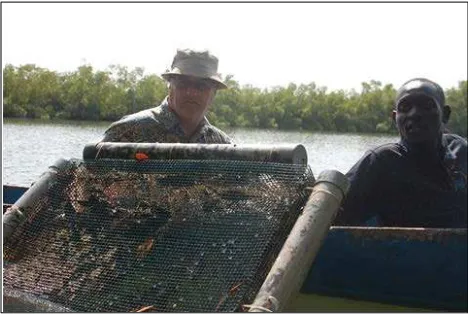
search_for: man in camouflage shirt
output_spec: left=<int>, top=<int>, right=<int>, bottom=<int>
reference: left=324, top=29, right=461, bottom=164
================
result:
left=101, top=49, right=232, bottom=144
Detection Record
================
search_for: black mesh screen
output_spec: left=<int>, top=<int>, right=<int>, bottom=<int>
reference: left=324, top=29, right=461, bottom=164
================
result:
left=4, top=159, right=314, bottom=312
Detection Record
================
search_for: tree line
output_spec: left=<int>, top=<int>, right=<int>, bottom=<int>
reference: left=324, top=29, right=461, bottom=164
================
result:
left=3, top=64, right=467, bottom=136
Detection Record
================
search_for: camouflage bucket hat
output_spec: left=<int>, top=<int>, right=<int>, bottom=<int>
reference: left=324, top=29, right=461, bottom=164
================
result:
left=395, top=78, right=445, bottom=108
left=162, top=49, right=227, bottom=89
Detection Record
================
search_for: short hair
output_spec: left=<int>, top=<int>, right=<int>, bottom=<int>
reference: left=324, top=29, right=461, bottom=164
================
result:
left=395, top=78, right=445, bottom=109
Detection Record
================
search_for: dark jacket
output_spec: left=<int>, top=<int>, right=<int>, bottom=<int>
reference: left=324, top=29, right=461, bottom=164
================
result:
left=335, top=134, right=467, bottom=228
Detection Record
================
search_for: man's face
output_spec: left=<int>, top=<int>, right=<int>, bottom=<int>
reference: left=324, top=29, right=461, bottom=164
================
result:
left=393, top=93, right=447, bottom=144
left=168, top=75, right=217, bottom=123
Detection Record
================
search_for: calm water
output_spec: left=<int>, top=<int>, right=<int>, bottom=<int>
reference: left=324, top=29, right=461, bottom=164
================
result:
left=2, top=119, right=398, bottom=186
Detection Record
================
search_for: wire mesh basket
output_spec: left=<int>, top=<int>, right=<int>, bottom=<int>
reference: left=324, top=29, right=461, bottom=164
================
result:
left=4, top=144, right=319, bottom=312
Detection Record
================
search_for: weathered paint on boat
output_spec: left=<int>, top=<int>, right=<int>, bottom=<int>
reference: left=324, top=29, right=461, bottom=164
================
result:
left=3, top=185, right=28, bottom=207
left=3, top=185, right=28, bottom=213
left=285, top=293, right=432, bottom=312
left=301, top=226, right=467, bottom=312
left=3, top=185, right=467, bottom=311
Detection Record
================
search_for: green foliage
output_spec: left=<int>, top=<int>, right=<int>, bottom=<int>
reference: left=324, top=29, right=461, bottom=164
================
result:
left=2, top=64, right=467, bottom=137
left=445, top=81, right=467, bottom=136
left=3, top=63, right=168, bottom=121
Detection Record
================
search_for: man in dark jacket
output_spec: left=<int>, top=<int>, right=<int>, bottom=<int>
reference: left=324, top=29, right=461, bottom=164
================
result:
left=335, top=78, right=467, bottom=228
left=100, top=49, right=232, bottom=144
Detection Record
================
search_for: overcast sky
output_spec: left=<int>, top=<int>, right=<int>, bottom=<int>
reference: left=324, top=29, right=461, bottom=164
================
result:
left=2, top=2, right=467, bottom=91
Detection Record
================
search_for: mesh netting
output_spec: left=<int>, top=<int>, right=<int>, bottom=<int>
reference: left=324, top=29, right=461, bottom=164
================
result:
left=4, top=159, right=314, bottom=312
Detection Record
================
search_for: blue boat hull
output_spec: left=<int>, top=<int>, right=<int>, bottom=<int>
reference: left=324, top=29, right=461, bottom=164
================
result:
left=3, top=185, right=467, bottom=311
left=3, top=185, right=28, bottom=207
left=302, top=226, right=467, bottom=311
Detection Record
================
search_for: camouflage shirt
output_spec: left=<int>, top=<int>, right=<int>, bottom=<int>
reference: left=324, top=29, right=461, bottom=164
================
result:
left=101, top=98, right=233, bottom=144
